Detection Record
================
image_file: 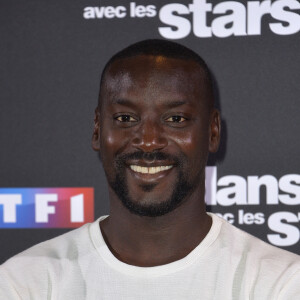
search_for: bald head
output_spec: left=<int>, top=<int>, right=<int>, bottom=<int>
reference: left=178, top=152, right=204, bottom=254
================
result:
left=98, top=39, right=214, bottom=111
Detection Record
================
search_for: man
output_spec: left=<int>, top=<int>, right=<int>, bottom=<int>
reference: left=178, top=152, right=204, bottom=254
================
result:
left=0, top=39, right=299, bottom=299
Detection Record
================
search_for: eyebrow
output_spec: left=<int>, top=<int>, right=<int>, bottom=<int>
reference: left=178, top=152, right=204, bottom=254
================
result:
left=111, top=98, right=135, bottom=106
left=111, top=98, right=188, bottom=108
left=164, top=100, right=188, bottom=108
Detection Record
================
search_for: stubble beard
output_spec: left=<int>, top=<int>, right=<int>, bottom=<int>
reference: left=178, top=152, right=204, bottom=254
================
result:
left=106, top=151, right=196, bottom=217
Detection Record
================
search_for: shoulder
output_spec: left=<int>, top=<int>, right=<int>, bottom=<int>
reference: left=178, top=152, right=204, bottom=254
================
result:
left=3, top=221, right=91, bottom=265
left=0, top=220, right=99, bottom=299
left=211, top=213, right=300, bottom=262
left=211, top=213, right=300, bottom=264
left=210, top=213, right=300, bottom=297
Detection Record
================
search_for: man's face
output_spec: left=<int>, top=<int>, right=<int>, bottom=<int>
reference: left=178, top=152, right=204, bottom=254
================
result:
left=93, top=55, right=220, bottom=217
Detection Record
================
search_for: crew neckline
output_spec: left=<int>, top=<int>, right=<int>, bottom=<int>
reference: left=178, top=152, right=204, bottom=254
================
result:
left=89, top=213, right=222, bottom=277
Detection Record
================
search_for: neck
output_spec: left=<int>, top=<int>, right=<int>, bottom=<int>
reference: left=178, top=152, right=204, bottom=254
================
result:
left=100, top=185, right=211, bottom=267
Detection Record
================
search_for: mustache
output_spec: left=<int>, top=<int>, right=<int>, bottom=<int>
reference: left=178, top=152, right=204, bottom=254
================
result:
left=116, top=150, right=180, bottom=165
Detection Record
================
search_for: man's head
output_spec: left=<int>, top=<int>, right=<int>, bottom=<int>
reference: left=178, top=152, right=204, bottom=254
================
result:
left=98, top=39, right=214, bottom=111
left=92, top=39, right=220, bottom=217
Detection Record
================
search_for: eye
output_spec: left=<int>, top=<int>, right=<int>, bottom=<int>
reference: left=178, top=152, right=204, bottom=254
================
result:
left=165, top=116, right=187, bottom=123
left=115, top=115, right=137, bottom=122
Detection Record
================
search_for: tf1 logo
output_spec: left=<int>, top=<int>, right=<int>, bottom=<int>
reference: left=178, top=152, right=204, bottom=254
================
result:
left=0, top=188, right=94, bottom=228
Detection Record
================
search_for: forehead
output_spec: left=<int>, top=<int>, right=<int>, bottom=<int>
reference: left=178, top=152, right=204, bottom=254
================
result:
left=101, top=55, right=207, bottom=106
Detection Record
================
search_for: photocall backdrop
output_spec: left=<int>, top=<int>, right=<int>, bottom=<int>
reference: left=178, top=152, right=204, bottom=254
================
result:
left=0, top=0, right=299, bottom=263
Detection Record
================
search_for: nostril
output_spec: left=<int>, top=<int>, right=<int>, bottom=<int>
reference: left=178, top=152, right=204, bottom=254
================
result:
left=132, top=137, right=141, bottom=145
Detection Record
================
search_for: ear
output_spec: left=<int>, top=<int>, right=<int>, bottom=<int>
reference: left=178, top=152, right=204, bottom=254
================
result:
left=92, top=107, right=100, bottom=151
left=208, top=109, right=221, bottom=153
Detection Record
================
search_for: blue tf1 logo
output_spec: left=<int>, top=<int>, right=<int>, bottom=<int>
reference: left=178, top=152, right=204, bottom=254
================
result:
left=0, top=188, right=94, bottom=228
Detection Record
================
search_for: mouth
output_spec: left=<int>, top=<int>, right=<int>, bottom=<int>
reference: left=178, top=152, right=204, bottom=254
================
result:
left=129, top=165, right=173, bottom=174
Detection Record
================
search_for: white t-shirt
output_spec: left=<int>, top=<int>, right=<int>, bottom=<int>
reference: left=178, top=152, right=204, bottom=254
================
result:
left=1, top=213, right=299, bottom=299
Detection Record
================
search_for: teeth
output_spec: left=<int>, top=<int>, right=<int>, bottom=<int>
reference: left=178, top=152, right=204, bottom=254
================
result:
left=141, top=167, right=148, bottom=174
left=130, top=165, right=172, bottom=174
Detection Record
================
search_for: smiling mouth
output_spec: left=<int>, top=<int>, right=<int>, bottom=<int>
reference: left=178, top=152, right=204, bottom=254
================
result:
left=129, top=165, right=173, bottom=174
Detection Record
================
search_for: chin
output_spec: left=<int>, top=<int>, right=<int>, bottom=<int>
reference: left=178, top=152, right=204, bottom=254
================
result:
left=108, top=159, right=195, bottom=217
left=119, top=183, right=193, bottom=217
left=121, top=196, right=181, bottom=217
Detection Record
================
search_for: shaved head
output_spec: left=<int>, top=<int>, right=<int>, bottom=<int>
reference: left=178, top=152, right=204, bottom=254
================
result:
left=98, top=39, right=214, bottom=111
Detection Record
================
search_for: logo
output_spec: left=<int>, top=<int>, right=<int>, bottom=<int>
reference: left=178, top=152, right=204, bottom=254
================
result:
left=205, top=167, right=300, bottom=247
left=83, top=0, right=300, bottom=39
left=0, top=188, right=94, bottom=228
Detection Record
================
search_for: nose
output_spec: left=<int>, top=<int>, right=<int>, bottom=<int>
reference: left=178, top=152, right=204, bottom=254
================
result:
left=132, top=119, right=168, bottom=152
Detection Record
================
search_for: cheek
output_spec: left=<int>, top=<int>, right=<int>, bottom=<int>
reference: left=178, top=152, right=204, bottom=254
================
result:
left=104, top=134, right=117, bottom=148
left=100, top=126, right=130, bottom=157
left=171, top=128, right=209, bottom=155
left=100, top=129, right=127, bottom=180
left=170, top=128, right=209, bottom=177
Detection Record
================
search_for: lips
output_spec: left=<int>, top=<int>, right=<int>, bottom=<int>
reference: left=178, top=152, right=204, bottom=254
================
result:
left=130, top=165, right=173, bottom=174
left=125, top=159, right=175, bottom=183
